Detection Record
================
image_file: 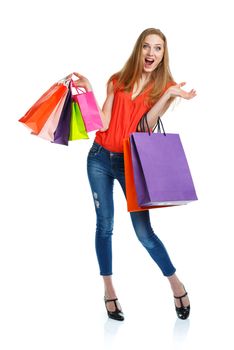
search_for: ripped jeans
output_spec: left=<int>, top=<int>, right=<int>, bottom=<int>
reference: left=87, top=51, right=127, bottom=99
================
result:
left=87, top=142, right=176, bottom=277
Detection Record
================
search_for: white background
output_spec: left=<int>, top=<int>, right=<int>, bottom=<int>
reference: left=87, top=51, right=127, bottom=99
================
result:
left=1, top=0, right=234, bottom=349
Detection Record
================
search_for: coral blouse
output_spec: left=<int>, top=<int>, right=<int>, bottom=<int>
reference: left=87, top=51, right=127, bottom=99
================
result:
left=94, top=79, right=174, bottom=153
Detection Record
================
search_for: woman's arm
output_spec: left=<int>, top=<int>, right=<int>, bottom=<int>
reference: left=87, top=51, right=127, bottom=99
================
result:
left=73, top=72, right=114, bottom=132
left=99, top=81, right=114, bottom=131
left=142, top=82, right=197, bottom=130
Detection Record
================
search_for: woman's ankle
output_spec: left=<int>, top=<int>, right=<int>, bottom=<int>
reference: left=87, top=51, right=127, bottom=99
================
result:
left=167, top=274, right=185, bottom=294
left=103, top=276, right=117, bottom=299
left=104, top=288, right=117, bottom=299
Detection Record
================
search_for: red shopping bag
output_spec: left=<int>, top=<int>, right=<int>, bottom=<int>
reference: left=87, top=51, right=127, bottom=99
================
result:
left=36, top=89, right=68, bottom=141
left=19, top=82, right=67, bottom=134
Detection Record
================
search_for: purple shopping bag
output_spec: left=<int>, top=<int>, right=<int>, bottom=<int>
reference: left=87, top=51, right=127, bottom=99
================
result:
left=130, top=128, right=198, bottom=207
left=71, top=81, right=103, bottom=132
left=53, top=85, right=72, bottom=146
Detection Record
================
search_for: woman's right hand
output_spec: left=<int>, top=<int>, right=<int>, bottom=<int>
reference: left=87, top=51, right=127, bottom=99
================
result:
left=73, top=72, right=93, bottom=92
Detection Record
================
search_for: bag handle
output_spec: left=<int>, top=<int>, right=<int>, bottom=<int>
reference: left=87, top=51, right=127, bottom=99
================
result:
left=58, top=74, right=86, bottom=95
left=156, top=117, right=166, bottom=135
left=70, top=79, right=86, bottom=95
left=139, top=114, right=166, bottom=136
left=57, top=76, right=71, bottom=87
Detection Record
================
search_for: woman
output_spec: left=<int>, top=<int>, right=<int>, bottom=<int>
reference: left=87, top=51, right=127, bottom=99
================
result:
left=74, top=28, right=196, bottom=321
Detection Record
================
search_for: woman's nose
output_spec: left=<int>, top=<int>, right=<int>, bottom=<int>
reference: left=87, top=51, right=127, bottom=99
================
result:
left=148, top=47, right=154, bottom=55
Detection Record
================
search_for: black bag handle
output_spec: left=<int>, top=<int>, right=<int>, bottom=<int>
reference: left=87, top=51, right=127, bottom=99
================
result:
left=138, top=113, right=166, bottom=136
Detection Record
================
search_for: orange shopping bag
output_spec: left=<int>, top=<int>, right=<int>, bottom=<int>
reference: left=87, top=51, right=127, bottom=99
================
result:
left=19, top=82, right=68, bottom=134
left=35, top=89, right=68, bottom=141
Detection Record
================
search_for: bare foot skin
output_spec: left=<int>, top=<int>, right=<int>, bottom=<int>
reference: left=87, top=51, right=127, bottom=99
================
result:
left=103, top=276, right=122, bottom=312
left=168, top=274, right=190, bottom=308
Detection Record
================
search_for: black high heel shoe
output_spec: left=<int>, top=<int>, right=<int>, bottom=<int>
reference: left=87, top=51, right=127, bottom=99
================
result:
left=104, top=297, right=124, bottom=321
left=174, top=288, right=190, bottom=320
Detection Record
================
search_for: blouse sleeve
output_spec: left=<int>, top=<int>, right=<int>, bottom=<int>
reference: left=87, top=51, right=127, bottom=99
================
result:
left=164, top=80, right=176, bottom=93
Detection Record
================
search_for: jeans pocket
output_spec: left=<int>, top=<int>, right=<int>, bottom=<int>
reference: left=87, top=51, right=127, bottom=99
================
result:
left=88, top=143, right=101, bottom=156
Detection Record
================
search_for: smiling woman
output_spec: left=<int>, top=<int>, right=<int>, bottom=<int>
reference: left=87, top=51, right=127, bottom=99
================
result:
left=142, top=36, right=164, bottom=71
left=72, top=27, right=196, bottom=322
left=105, top=28, right=181, bottom=121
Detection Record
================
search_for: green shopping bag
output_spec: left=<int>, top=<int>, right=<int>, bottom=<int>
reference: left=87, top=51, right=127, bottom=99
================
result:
left=69, top=101, right=89, bottom=140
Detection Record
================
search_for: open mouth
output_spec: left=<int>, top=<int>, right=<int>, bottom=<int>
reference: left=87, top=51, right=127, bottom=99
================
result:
left=144, top=58, right=155, bottom=66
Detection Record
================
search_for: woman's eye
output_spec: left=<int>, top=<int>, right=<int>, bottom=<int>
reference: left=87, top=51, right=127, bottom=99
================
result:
left=143, top=44, right=162, bottom=51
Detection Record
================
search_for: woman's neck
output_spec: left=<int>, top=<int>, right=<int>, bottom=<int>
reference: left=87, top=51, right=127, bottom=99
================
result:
left=136, top=73, right=151, bottom=89
left=141, top=73, right=151, bottom=84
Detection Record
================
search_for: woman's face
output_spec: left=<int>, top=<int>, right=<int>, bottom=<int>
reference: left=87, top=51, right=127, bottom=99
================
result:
left=142, top=34, right=165, bottom=73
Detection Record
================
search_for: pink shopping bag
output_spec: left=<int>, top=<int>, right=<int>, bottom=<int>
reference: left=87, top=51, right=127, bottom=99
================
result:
left=71, top=81, right=103, bottom=132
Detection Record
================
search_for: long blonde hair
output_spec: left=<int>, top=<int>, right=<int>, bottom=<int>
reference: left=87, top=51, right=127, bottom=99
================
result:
left=108, top=28, right=175, bottom=106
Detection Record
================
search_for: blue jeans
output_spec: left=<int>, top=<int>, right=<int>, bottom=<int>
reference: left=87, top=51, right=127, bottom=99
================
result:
left=87, top=142, right=176, bottom=277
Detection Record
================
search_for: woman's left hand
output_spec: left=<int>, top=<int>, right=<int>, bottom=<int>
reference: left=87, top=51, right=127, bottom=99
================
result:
left=167, top=82, right=197, bottom=100
left=72, top=72, right=93, bottom=92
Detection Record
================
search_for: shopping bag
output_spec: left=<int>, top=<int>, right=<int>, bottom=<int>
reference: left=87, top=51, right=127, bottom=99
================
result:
left=53, top=85, right=72, bottom=146
left=69, top=101, right=89, bottom=140
left=19, top=75, right=101, bottom=145
left=71, top=81, right=103, bottom=132
left=36, top=89, right=68, bottom=141
left=123, top=137, right=172, bottom=212
left=130, top=128, right=198, bottom=207
left=19, top=82, right=67, bottom=134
